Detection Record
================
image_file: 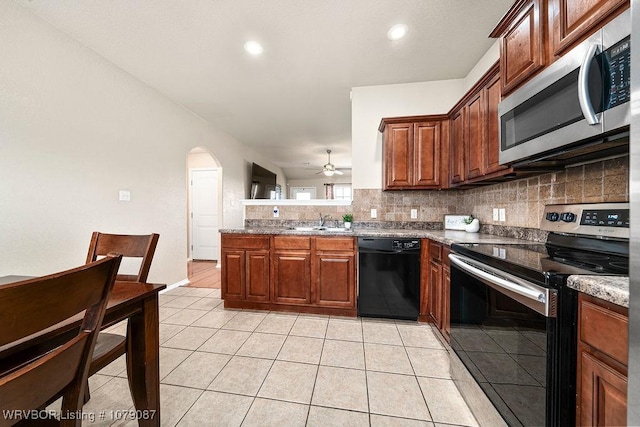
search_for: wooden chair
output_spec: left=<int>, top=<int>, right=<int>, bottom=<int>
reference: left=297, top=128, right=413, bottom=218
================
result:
left=0, top=255, right=121, bottom=427
left=85, top=233, right=159, bottom=393
left=86, top=232, right=159, bottom=283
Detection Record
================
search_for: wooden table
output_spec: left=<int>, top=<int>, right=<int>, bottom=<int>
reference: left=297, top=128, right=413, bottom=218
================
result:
left=0, top=276, right=166, bottom=426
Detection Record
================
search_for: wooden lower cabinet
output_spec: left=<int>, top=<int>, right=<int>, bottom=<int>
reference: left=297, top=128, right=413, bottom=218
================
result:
left=419, top=239, right=450, bottom=342
left=246, top=250, right=270, bottom=301
left=272, top=251, right=311, bottom=305
left=221, top=234, right=356, bottom=315
left=221, top=235, right=270, bottom=301
left=314, top=253, right=355, bottom=308
left=579, top=351, right=628, bottom=426
left=576, top=293, right=628, bottom=426
left=441, top=248, right=451, bottom=341
left=428, top=258, right=443, bottom=329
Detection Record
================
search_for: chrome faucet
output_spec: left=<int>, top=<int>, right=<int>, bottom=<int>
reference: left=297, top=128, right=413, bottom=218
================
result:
left=319, top=213, right=332, bottom=227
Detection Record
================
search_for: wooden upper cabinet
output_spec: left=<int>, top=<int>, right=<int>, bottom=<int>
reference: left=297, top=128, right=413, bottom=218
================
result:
left=381, top=116, right=447, bottom=190
left=551, top=0, right=629, bottom=56
left=484, top=73, right=506, bottom=175
left=492, top=0, right=629, bottom=94
left=414, top=122, right=441, bottom=187
left=491, top=0, right=546, bottom=96
left=465, top=91, right=485, bottom=180
left=384, top=123, right=413, bottom=188
left=449, top=109, right=466, bottom=185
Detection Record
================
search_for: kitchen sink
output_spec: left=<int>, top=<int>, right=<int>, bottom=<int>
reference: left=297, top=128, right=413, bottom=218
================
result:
left=289, top=226, right=350, bottom=232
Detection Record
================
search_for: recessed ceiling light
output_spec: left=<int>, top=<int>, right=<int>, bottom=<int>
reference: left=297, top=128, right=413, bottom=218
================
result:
left=387, top=24, right=408, bottom=41
left=244, top=41, right=264, bottom=55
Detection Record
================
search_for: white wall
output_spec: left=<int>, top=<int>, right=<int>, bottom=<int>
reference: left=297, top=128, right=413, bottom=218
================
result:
left=351, top=79, right=465, bottom=189
left=350, top=41, right=500, bottom=190
left=464, top=40, right=500, bottom=91
left=0, top=2, right=283, bottom=284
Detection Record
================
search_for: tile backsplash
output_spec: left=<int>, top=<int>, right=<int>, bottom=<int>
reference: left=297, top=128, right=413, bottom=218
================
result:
left=245, top=156, right=628, bottom=230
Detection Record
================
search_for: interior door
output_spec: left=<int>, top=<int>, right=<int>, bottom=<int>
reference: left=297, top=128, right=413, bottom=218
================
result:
left=191, top=169, right=219, bottom=260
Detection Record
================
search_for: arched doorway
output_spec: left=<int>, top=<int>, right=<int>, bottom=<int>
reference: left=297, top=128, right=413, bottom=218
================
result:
left=187, top=147, right=223, bottom=287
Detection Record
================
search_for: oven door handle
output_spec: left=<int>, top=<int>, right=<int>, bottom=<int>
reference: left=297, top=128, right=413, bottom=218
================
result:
left=448, top=253, right=557, bottom=318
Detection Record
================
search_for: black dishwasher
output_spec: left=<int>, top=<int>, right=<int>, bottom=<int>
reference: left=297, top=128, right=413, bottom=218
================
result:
left=357, top=238, right=421, bottom=320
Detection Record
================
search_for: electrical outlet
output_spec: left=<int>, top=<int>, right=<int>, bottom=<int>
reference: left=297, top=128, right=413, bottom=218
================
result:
left=119, top=190, right=131, bottom=202
left=410, top=209, right=418, bottom=219
left=499, top=208, right=506, bottom=222
left=273, top=206, right=279, bottom=218
left=371, top=209, right=377, bottom=219
left=493, top=208, right=499, bottom=221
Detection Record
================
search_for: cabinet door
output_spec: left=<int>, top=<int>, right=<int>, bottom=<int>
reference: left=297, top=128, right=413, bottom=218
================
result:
left=442, top=250, right=451, bottom=342
left=221, top=250, right=245, bottom=300
left=419, top=240, right=430, bottom=318
left=384, top=123, right=413, bottom=189
left=428, top=260, right=442, bottom=329
left=551, top=0, right=628, bottom=56
left=466, top=92, right=485, bottom=179
left=579, top=351, right=627, bottom=426
left=272, top=251, right=311, bottom=305
left=484, top=73, right=506, bottom=174
left=245, top=250, right=270, bottom=301
left=501, top=0, right=545, bottom=95
left=450, top=109, right=466, bottom=185
left=314, top=253, right=355, bottom=308
left=414, top=121, right=441, bottom=187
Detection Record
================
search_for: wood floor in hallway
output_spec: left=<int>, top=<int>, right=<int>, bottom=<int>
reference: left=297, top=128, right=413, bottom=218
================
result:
left=186, top=260, right=220, bottom=288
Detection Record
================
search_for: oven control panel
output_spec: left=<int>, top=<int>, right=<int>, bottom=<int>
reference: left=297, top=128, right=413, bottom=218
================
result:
left=541, top=203, right=629, bottom=239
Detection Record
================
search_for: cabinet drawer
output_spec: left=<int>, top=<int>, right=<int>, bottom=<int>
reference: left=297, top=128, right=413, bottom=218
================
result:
left=274, top=236, right=312, bottom=250
left=579, top=298, right=628, bottom=366
left=316, top=237, right=355, bottom=252
left=222, top=235, right=269, bottom=250
left=429, top=242, right=442, bottom=262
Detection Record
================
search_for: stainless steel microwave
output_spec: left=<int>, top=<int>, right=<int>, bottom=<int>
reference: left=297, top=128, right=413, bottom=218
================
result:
left=499, top=9, right=630, bottom=168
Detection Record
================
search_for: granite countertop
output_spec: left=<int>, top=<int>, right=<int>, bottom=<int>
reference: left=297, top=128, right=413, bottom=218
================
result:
left=566, top=275, right=629, bottom=308
left=219, top=227, right=527, bottom=246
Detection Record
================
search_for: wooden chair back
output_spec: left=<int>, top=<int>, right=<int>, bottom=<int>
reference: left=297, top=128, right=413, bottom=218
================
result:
left=86, top=232, right=159, bottom=282
left=0, top=255, right=121, bottom=427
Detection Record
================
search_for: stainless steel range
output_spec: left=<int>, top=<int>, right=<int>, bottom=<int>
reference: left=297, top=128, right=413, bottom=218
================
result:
left=448, top=203, right=629, bottom=427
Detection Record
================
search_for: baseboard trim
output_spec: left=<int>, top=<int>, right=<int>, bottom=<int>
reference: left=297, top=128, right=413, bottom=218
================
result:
left=161, top=278, right=190, bottom=293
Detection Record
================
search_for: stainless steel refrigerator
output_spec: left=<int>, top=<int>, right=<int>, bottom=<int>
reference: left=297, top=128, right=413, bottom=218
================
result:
left=629, top=0, right=639, bottom=423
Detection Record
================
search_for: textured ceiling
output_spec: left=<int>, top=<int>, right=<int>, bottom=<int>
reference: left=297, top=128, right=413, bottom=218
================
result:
left=17, top=0, right=514, bottom=179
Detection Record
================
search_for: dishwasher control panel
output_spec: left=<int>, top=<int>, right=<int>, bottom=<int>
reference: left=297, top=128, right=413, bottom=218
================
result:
left=392, top=240, right=420, bottom=250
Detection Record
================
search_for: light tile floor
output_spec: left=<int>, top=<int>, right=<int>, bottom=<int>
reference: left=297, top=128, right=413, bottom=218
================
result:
left=78, top=286, right=480, bottom=426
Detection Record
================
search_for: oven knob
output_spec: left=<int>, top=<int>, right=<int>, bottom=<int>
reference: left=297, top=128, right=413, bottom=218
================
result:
left=546, top=212, right=560, bottom=222
left=561, top=212, right=576, bottom=223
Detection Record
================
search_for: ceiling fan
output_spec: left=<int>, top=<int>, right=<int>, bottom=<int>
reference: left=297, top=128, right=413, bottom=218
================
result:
left=317, top=149, right=344, bottom=176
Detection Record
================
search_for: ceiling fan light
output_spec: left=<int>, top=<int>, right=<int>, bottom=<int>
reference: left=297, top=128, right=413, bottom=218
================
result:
left=323, top=170, right=335, bottom=177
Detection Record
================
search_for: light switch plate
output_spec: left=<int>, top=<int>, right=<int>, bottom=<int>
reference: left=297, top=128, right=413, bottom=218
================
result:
left=273, top=206, right=279, bottom=218
left=499, top=208, right=506, bottom=222
left=444, top=215, right=469, bottom=230
left=410, top=209, right=418, bottom=219
left=119, top=190, right=131, bottom=202
left=493, top=208, right=499, bottom=221
left=370, top=209, right=377, bottom=219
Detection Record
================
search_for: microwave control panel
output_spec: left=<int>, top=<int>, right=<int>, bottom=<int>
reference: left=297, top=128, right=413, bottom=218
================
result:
left=604, top=36, right=631, bottom=109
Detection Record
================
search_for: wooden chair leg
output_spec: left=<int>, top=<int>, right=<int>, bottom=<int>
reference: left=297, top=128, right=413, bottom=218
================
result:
left=84, top=380, right=91, bottom=403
